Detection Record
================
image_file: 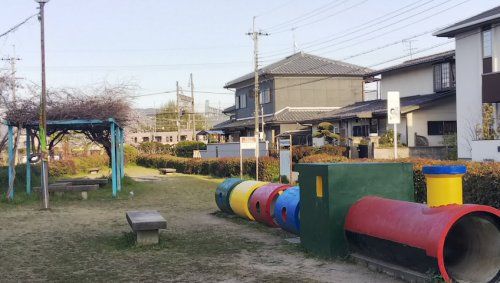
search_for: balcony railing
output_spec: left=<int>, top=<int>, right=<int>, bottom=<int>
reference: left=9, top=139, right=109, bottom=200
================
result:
left=482, top=71, right=500, bottom=103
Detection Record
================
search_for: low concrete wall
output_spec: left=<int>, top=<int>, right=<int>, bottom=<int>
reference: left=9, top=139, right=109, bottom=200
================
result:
left=199, top=141, right=269, bottom=158
left=409, top=146, right=450, bottom=160
left=471, top=140, right=500, bottom=161
left=373, top=147, right=410, bottom=159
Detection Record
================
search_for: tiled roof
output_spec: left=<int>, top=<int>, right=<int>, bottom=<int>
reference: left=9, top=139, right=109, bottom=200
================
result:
left=305, top=91, right=455, bottom=122
left=434, top=5, right=500, bottom=37
left=225, top=52, right=372, bottom=88
left=211, top=107, right=336, bottom=130
left=222, top=105, right=235, bottom=114
left=367, top=50, right=455, bottom=76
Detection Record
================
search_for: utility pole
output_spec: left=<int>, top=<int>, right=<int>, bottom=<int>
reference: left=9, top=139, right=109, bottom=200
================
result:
left=1, top=45, right=21, bottom=101
left=176, top=81, right=180, bottom=142
left=36, top=0, right=49, bottom=210
left=2, top=45, right=21, bottom=165
left=190, top=73, right=195, bottom=141
left=246, top=16, right=268, bottom=181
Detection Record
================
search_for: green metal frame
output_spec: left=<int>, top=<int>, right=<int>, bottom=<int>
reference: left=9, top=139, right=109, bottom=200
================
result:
left=2, top=118, right=124, bottom=199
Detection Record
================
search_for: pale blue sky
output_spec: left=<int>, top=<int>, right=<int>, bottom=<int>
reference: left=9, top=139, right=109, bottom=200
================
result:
left=1, top=0, right=498, bottom=110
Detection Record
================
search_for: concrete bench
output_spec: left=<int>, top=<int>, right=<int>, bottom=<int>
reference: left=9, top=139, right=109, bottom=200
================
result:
left=159, top=168, right=176, bottom=175
left=34, top=184, right=99, bottom=200
left=88, top=168, right=100, bottom=174
left=57, top=178, right=108, bottom=187
left=126, top=210, right=167, bottom=246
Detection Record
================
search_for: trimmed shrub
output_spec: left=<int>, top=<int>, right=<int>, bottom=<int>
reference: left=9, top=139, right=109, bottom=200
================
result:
left=292, top=146, right=316, bottom=162
left=174, top=141, right=207, bottom=158
left=136, top=154, right=278, bottom=182
left=319, top=145, right=347, bottom=156
left=298, top=153, right=348, bottom=163
left=125, top=145, right=139, bottom=165
left=138, top=142, right=172, bottom=155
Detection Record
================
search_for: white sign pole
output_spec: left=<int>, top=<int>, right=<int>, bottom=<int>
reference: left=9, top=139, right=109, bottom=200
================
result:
left=240, top=137, right=257, bottom=178
left=393, top=123, right=398, bottom=159
left=387, top=91, right=401, bottom=160
left=240, top=145, right=243, bottom=179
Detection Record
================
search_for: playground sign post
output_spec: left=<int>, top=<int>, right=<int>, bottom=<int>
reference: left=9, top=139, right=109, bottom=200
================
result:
left=240, top=137, right=257, bottom=179
left=387, top=91, right=401, bottom=159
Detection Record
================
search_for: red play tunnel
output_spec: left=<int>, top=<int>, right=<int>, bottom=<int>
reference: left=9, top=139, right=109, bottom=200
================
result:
left=345, top=196, right=500, bottom=283
left=249, top=183, right=290, bottom=227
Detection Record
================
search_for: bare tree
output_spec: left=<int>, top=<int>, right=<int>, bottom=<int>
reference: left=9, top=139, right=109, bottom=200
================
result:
left=4, top=83, right=133, bottom=161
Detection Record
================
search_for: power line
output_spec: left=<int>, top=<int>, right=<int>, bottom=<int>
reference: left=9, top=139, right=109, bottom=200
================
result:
left=260, top=0, right=437, bottom=58
left=307, top=0, right=463, bottom=54
left=263, top=0, right=347, bottom=32
left=270, top=0, right=370, bottom=34
left=261, top=0, right=467, bottom=62
left=255, top=0, right=298, bottom=18
left=0, top=13, right=38, bottom=39
left=131, top=89, right=233, bottom=98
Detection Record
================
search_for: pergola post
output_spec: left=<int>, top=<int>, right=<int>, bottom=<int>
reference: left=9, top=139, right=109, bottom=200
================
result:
left=7, top=125, right=14, bottom=199
left=120, top=127, right=125, bottom=178
left=116, top=127, right=122, bottom=192
left=110, top=121, right=117, bottom=197
left=26, top=127, right=31, bottom=195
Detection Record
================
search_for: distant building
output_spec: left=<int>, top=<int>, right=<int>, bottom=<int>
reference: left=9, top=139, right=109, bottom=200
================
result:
left=126, top=130, right=196, bottom=146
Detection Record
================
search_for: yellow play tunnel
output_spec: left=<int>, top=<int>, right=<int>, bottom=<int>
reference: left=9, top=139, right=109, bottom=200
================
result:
left=229, top=180, right=268, bottom=220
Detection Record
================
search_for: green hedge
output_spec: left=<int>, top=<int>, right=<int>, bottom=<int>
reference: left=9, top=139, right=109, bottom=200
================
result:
left=174, top=141, right=207, bottom=157
left=299, top=157, right=500, bottom=208
left=137, top=154, right=499, bottom=208
left=136, top=154, right=279, bottom=181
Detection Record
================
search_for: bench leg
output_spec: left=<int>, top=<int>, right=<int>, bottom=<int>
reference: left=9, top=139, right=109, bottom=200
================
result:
left=81, top=191, right=88, bottom=200
left=136, top=230, right=159, bottom=246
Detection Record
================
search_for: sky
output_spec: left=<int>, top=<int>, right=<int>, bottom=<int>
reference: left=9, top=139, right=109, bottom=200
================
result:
left=1, top=0, right=498, bottom=111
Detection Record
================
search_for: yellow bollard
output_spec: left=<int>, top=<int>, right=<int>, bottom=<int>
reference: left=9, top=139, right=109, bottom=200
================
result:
left=229, top=180, right=267, bottom=220
left=422, top=165, right=466, bottom=207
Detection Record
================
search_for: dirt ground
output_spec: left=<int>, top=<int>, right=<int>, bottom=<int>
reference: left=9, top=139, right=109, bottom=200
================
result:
left=0, top=167, right=401, bottom=282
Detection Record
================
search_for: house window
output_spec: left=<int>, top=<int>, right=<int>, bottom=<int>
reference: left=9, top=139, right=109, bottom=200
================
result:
left=259, top=87, right=271, bottom=104
left=169, top=136, right=173, bottom=142
left=352, top=125, right=369, bottom=137
left=483, top=29, right=492, bottom=58
left=427, top=121, right=457, bottom=135
left=369, top=119, right=378, bottom=134
left=142, top=137, right=149, bottom=142
left=434, top=63, right=455, bottom=91
left=239, top=94, right=247, bottom=108
left=235, top=96, right=240, bottom=109
left=134, top=137, right=138, bottom=143
left=155, top=136, right=162, bottom=142
left=180, top=135, right=187, bottom=141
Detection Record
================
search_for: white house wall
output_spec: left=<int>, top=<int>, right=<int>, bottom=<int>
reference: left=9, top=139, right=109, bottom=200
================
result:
left=380, top=66, right=434, bottom=99
left=406, top=97, right=457, bottom=147
left=455, top=29, right=483, bottom=159
left=493, top=24, right=500, bottom=72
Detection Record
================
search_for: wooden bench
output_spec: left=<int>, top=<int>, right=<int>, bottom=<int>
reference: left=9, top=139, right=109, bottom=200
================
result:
left=126, top=210, right=167, bottom=246
left=56, top=178, right=108, bottom=187
left=88, top=168, right=100, bottom=174
left=34, top=184, right=99, bottom=200
left=159, top=168, right=176, bottom=175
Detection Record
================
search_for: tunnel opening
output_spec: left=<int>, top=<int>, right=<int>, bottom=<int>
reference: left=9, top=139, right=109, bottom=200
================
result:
left=443, top=212, right=500, bottom=283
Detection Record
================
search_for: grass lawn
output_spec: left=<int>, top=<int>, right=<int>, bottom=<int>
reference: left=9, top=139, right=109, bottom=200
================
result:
left=0, top=166, right=399, bottom=282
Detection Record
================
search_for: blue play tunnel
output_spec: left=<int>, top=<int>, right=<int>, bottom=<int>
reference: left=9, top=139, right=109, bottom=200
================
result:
left=273, top=186, right=300, bottom=234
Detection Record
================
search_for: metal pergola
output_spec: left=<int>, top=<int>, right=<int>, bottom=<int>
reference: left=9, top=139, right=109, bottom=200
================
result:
left=3, top=118, right=124, bottom=198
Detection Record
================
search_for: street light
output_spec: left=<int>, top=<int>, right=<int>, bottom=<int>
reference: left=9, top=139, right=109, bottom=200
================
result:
left=36, top=0, right=49, bottom=209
